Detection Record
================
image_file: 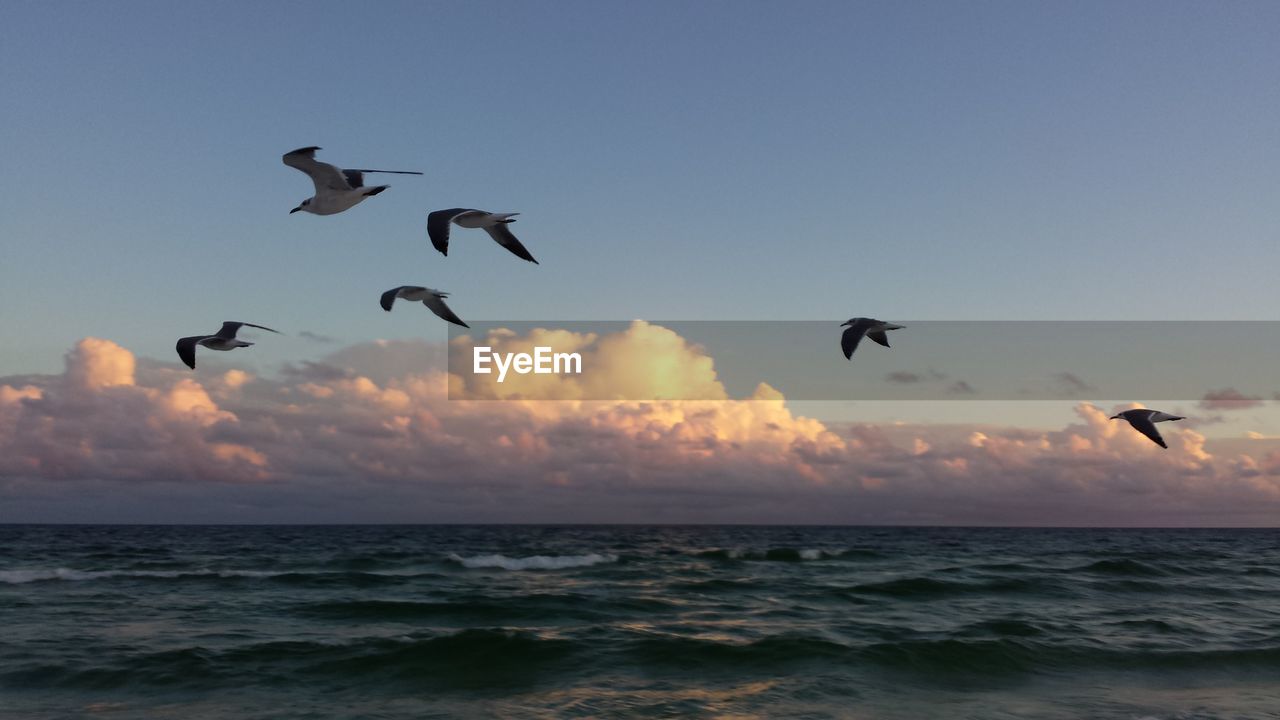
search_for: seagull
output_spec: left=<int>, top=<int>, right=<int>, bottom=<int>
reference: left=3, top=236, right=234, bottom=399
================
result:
left=840, top=318, right=905, bottom=360
left=427, top=209, right=538, bottom=264
left=176, top=322, right=280, bottom=369
left=1110, top=408, right=1185, bottom=449
left=380, top=286, right=470, bottom=328
left=283, top=146, right=423, bottom=216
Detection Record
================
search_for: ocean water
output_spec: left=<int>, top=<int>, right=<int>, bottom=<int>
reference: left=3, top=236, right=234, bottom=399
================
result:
left=2, top=526, right=1278, bottom=719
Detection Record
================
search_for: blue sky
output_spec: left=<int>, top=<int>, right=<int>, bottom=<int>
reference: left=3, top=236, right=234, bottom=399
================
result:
left=2, top=0, right=1278, bottom=378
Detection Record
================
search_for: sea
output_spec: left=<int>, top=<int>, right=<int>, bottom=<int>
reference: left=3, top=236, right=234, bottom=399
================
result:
left=1, top=525, right=1278, bottom=719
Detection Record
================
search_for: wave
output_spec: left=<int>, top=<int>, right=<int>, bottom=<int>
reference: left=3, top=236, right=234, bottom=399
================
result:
left=847, top=576, right=1057, bottom=599
left=1, top=630, right=580, bottom=691
left=695, top=547, right=874, bottom=562
left=9, top=628, right=1280, bottom=692
left=0, top=568, right=268, bottom=584
left=0, top=567, right=438, bottom=586
left=1076, top=559, right=1178, bottom=577
left=296, top=595, right=622, bottom=623
left=446, top=553, right=618, bottom=570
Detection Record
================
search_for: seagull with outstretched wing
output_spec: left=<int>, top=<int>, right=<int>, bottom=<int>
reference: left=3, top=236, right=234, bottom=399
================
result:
left=284, top=146, right=423, bottom=216
left=176, top=321, right=281, bottom=369
left=840, top=318, right=904, bottom=360
left=380, top=286, right=470, bottom=328
left=427, top=208, right=538, bottom=264
left=1111, top=408, right=1185, bottom=449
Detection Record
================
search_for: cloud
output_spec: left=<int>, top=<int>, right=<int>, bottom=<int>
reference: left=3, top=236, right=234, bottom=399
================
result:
left=66, top=338, right=135, bottom=390
left=448, top=321, right=727, bottom=401
left=886, top=372, right=923, bottom=384
left=885, top=369, right=948, bottom=385
left=1053, top=372, right=1095, bottom=395
left=947, top=380, right=977, bottom=395
left=2, top=331, right=1279, bottom=525
left=1200, top=388, right=1265, bottom=411
left=280, top=361, right=355, bottom=382
left=298, top=331, right=338, bottom=344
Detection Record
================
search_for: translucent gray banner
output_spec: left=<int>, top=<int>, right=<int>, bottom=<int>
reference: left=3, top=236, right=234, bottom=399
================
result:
left=445, top=321, right=1280, bottom=401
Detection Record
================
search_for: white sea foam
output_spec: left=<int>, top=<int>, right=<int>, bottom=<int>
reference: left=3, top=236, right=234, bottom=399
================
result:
left=0, top=568, right=100, bottom=584
left=0, top=568, right=308, bottom=584
left=447, top=553, right=618, bottom=570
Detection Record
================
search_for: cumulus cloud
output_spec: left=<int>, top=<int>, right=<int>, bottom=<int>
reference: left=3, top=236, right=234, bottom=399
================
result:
left=66, top=338, right=135, bottom=390
left=1200, top=388, right=1265, bottom=411
left=1, top=330, right=1279, bottom=525
left=448, top=321, right=727, bottom=401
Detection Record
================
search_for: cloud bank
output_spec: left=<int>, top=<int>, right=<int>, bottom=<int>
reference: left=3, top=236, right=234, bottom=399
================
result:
left=2, top=328, right=1279, bottom=525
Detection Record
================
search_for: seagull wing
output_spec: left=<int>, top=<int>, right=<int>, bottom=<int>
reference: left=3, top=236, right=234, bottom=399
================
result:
left=427, top=209, right=471, bottom=256
left=380, top=287, right=403, bottom=311
left=342, top=169, right=365, bottom=189
left=423, top=294, right=470, bottom=328
left=283, top=146, right=352, bottom=193
left=867, top=331, right=891, bottom=348
left=216, top=321, right=280, bottom=339
left=841, top=324, right=868, bottom=360
left=1125, top=412, right=1168, bottom=449
left=484, top=223, right=539, bottom=264
left=382, top=286, right=426, bottom=311
left=346, top=167, right=424, bottom=176
left=175, top=336, right=206, bottom=369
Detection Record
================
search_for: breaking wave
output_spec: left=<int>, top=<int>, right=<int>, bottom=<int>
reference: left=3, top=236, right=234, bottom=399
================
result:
left=445, top=553, right=619, bottom=570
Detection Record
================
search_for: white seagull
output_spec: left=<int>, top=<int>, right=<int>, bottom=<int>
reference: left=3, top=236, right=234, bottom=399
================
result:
left=1111, top=408, right=1185, bottom=449
left=840, top=318, right=905, bottom=360
left=176, top=321, right=280, bottom=369
left=380, top=286, right=470, bottom=328
left=427, top=209, right=538, bottom=264
left=283, top=146, right=423, bottom=216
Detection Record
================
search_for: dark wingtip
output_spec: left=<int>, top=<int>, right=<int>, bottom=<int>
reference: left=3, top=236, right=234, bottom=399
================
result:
left=287, top=146, right=321, bottom=154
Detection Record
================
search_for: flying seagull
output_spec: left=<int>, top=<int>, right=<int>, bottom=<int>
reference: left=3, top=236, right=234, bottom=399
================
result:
left=1110, top=408, right=1185, bottom=449
left=427, top=209, right=538, bottom=264
left=840, top=318, right=905, bottom=360
left=283, top=146, right=423, bottom=216
left=380, top=286, right=470, bottom=328
left=176, top=322, right=280, bottom=369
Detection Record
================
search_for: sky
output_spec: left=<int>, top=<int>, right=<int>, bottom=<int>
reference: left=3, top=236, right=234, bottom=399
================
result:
left=1, top=1, right=1278, bottom=523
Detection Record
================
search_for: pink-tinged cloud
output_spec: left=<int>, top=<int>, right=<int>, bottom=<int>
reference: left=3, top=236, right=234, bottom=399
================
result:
left=1200, top=388, right=1266, bottom=411
left=1, top=332, right=1279, bottom=525
left=448, top=321, right=727, bottom=401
